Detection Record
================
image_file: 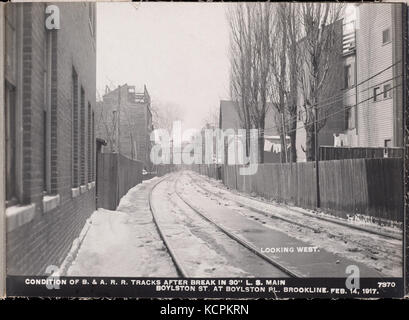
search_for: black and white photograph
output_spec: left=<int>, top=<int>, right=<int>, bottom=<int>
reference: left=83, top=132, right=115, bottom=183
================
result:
left=0, top=1, right=407, bottom=299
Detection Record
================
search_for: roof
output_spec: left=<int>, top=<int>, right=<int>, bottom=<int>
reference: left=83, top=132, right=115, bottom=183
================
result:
left=102, top=84, right=151, bottom=111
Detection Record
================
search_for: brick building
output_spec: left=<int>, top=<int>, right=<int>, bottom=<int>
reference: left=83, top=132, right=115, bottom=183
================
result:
left=4, top=3, right=97, bottom=275
left=95, top=84, right=153, bottom=170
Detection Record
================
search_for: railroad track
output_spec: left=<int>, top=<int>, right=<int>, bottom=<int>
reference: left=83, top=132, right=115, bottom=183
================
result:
left=148, top=175, right=189, bottom=278
left=186, top=171, right=402, bottom=261
left=148, top=172, right=299, bottom=278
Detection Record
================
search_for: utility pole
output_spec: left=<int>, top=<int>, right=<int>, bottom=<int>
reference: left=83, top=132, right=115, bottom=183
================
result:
left=281, top=112, right=288, bottom=163
left=314, top=105, right=320, bottom=208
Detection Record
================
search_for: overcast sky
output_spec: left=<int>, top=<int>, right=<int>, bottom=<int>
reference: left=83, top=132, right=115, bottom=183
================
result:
left=96, top=2, right=230, bottom=131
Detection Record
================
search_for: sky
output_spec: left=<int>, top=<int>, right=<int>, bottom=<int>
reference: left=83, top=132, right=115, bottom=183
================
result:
left=96, top=2, right=231, bottom=131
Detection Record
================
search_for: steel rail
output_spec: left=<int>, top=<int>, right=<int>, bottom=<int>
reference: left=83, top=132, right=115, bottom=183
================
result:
left=148, top=175, right=189, bottom=278
left=174, top=173, right=300, bottom=278
left=186, top=172, right=401, bottom=261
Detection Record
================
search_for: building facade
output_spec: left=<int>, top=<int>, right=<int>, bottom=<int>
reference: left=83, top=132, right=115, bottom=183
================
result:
left=5, top=2, right=97, bottom=275
left=296, top=3, right=405, bottom=162
left=96, top=84, right=153, bottom=170
left=295, top=19, right=345, bottom=162
left=219, top=100, right=287, bottom=163
left=336, top=3, right=404, bottom=149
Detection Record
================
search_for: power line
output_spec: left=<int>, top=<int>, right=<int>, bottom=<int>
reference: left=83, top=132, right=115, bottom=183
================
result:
left=284, top=82, right=402, bottom=136
left=250, top=77, right=402, bottom=137
left=259, top=71, right=403, bottom=134
left=346, top=59, right=401, bottom=91
left=255, top=61, right=402, bottom=133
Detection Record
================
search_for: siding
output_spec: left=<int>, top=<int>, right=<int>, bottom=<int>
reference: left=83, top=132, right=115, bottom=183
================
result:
left=356, top=4, right=395, bottom=147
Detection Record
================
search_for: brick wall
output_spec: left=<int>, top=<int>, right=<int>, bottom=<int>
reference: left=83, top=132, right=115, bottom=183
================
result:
left=7, top=191, right=95, bottom=275
left=6, top=3, right=97, bottom=275
left=96, top=84, right=153, bottom=170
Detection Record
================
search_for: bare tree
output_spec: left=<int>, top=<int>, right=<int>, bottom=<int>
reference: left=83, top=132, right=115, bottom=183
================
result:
left=253, top=3, right=273, bottom=163
left=298, top=3, right=343, bottom=161
left=269, top=3, right=289, bottom=163
left=201, top=107, right=219, bottom=129
left=286, top=4, right=302, bottom=163
left=150, top=101, right=184, bottom=133
left=228, top=3, right=252, bottom=158
left=95, top=100, right=117, bottom=153
left=228, top=3, right=272, bottom=163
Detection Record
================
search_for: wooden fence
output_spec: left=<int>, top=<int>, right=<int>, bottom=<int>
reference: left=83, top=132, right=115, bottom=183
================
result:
left=97, top=153, right=143, bottom=210
left=190, top=158, right=403, bottom=223
left=319, top=146, right=404, bottom=160
left=156, top=164, right=178, bottom=176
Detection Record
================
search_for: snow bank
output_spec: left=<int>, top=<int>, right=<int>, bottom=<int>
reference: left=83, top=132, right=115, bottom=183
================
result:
left=64, top=179, right=177, bottom=277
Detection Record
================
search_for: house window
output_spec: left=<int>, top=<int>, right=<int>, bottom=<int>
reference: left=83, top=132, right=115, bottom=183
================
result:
left=92, top=111, right=95, bottom=181
left=88, top=103, right=92, bottom=182
left=49, top=31, right=58, bottom=194
left=344, top=64, right=352, bottom=88
left=43, top=31, right=53, bottom=194
left=5, top=82, right=17, bottom=204
left=382, top=28, right=391, bottom=45
left=384, top=139, right=392, bottom=148
left=373, top=87, right=381, bottom=101
left=80, top=87, right=86, bottom=185
left=5, top=6, right=17, bottom=204
left=345, top=105, right=356, bottom=130
left=72, top=69, right=79, bottom=187
left=383, top=83, right=392, bottom=99
left=5, top=5, right=17, bottom=84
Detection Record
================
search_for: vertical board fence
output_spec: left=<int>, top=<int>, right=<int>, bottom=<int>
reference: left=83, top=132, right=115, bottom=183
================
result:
left=189, top=158, right=403, bottom=224
left=319, top=146, right=404, bottom=160
left=97, top=153, right=143, bottom=210
left=156, top=164, right=177, bottom=176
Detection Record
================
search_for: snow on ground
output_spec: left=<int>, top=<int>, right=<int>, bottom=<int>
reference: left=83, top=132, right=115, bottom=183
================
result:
left=64, top=179, right=177, bottom=277
left=61, top=170, right=402, bottom=278
left=185, top=171, right=402, bottom=277
left=150, top=178, right=254, bottom=277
